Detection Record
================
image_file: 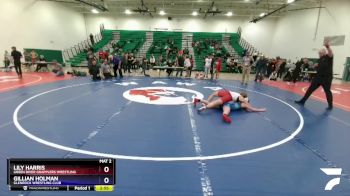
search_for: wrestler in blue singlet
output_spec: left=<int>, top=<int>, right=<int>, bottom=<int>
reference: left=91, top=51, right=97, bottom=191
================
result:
left=223, top=102, right=242, bottom=111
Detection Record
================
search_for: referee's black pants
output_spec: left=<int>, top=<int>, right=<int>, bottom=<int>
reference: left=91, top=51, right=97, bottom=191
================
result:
left=300, top=77, right=333, bottom=107
left=14, top=62, right=22, bottom=76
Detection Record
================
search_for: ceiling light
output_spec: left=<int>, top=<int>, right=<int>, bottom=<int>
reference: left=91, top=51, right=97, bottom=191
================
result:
left=125, top=9, right=131, bottom=15
left=192, top=11, right=198, bottom=16
left=91, top=9, right=99, bottom=14
left=259, top=12, right=266, bottom=17
left=287, top=0, right=295, bottom=3
left=159, top=10, right=166, bottom=16
left=226, top=11, right=233, bottom=16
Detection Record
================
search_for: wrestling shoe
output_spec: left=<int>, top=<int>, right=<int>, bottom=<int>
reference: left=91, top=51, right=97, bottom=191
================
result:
left=193, top=98, right=201, bottom=107
left=326, top=106, right=333, bottom=110
left=197, top=106, right=206, bottom=113
left=223, top=114, right=232, bottom=124
left=294, top=100, right=305, bottom=105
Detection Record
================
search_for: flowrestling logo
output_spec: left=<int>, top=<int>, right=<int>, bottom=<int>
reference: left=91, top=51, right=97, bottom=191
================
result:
left=321, top=168, right=342, bottom=191
left=123, top=87, right=204, bottom=105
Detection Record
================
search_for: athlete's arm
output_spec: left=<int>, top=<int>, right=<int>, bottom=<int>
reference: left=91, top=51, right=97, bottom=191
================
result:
left=243, top=103, right=267, bottom=112
left=324, top=40, right=333, bottom=57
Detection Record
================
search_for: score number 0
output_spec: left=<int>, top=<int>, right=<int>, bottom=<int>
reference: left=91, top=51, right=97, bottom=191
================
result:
left=103, top=166, right=110, bottom=184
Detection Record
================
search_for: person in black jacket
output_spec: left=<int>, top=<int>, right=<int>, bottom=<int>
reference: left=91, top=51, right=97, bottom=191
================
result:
left=175, top=55, right=184, bottom=77
left=292, top=59, right=303, bottom=83
left=254, top=55, right=268, bottom=82
left=295, top=41, right=334, bottom=110
left=277, top=60, right=286, bottom=79
left=11, top=47, right=22, bottom=78
left=89, top=60, right=101, bottom=81
left=89, top=33, right=95, bottom=45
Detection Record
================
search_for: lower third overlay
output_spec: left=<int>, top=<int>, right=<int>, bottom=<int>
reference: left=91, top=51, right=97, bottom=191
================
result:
left=7, top=158, right=115, bottom=192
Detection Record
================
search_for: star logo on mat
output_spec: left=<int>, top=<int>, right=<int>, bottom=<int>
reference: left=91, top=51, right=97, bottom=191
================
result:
left=123, top=87, right=204, bottom=105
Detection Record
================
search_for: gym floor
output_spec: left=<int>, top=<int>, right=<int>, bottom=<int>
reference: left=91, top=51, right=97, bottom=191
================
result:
left=1, top=72, right=350, bottom=196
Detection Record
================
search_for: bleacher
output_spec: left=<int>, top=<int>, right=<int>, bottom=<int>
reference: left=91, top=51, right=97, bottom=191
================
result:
left=192, top=32, right=228, bottom=71
left=68, top=30, right=113, bottom=67
left=230, top=33, right=245, bottom=57
left=117, top=30, right=146, bottom=54
left=66, top=30, right=245, bottom=71
left=146, top=31, right=182, bottom=64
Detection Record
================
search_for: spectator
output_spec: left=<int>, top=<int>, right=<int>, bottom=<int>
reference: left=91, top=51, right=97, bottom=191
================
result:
left=283, top=60, right=295, bottom=81
left=51, top=60, right=64, bottom=77
left=241, top=54, right=253, bottom=85
left=215, top=57, right=222, bottom=79
left=253, top=52, right=258, bottom=62
left=30, top=50, right=38, bottom=65
left=99, top=50, right=108, bottom=60
left=112, top=54, right=123, bottom=78
left=233, top=58, right=239, bottom=73
left=292, top=59, right=303, bottom=83
left=183, top=48, right=189, bottom=55
left=149, top=54, right=156, bottom=68
left=101, top=60, right=112, bottom=79
left=11, top=46, right=23, bottom=78
left=87, top=49, right=94, bottom=69
left=98, top=49, right=104, bottom=59
left=23, top=50, right=30, bottom=62
left=122, top=53, right=128, bottom=73
left=3, top=50, right=11, bottom=71
left=35, top=55, right=48, bottom=72
left=141, top=56, right=150, bottom=77
left=254, top=55, right=268, bottom=82
left=166, top=59, right=173, bottom=77
left=158, top=55, right=163, bottom=66
left=277, top=60, right=287, bottom=79
left=184, top=55, right=191, bottom=77
left=89, top=60, right=101, bottom=81
left=302, top=58, right=310, bottom=71
left=127, top=53, right=134, bottom=73
left=90, top=33, right=95, bottom=45
left=266, top=59, right=274, bottom=77
left=176, top=55, right=184, bottom=77
left=210, top=55, right=215, bottom=79
left=226, top=56, right=233, bottom=73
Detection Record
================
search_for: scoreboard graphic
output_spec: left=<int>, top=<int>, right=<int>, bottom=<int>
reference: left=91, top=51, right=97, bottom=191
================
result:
left=7, top=158, right=115, bottom=191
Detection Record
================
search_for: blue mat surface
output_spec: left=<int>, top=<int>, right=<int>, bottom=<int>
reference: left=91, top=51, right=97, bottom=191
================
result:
left=1, top=77, right=350, bottom=195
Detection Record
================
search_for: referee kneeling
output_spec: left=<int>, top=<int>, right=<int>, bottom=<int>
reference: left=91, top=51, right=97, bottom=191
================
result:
left=295, top=41, right=334, bottom=110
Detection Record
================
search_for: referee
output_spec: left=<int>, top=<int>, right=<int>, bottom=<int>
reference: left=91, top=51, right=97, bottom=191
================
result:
left=11, top=46, right=23, bottom=78
left=295, top=41, right=334, bottom=110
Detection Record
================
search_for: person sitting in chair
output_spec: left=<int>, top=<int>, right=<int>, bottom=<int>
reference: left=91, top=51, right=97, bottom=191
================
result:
left=35, top=55, right=48, bottom=72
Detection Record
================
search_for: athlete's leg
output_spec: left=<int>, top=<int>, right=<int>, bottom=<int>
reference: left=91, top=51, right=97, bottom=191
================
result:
left=195, top=91, right=219, bottom=106
left=205, top=99, right=224, bottom=109
left=207, top=91, right=219, bottom=102
left=222, top=105, right=232, bottom=123
left=223, top=105, right=231, bottom=116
